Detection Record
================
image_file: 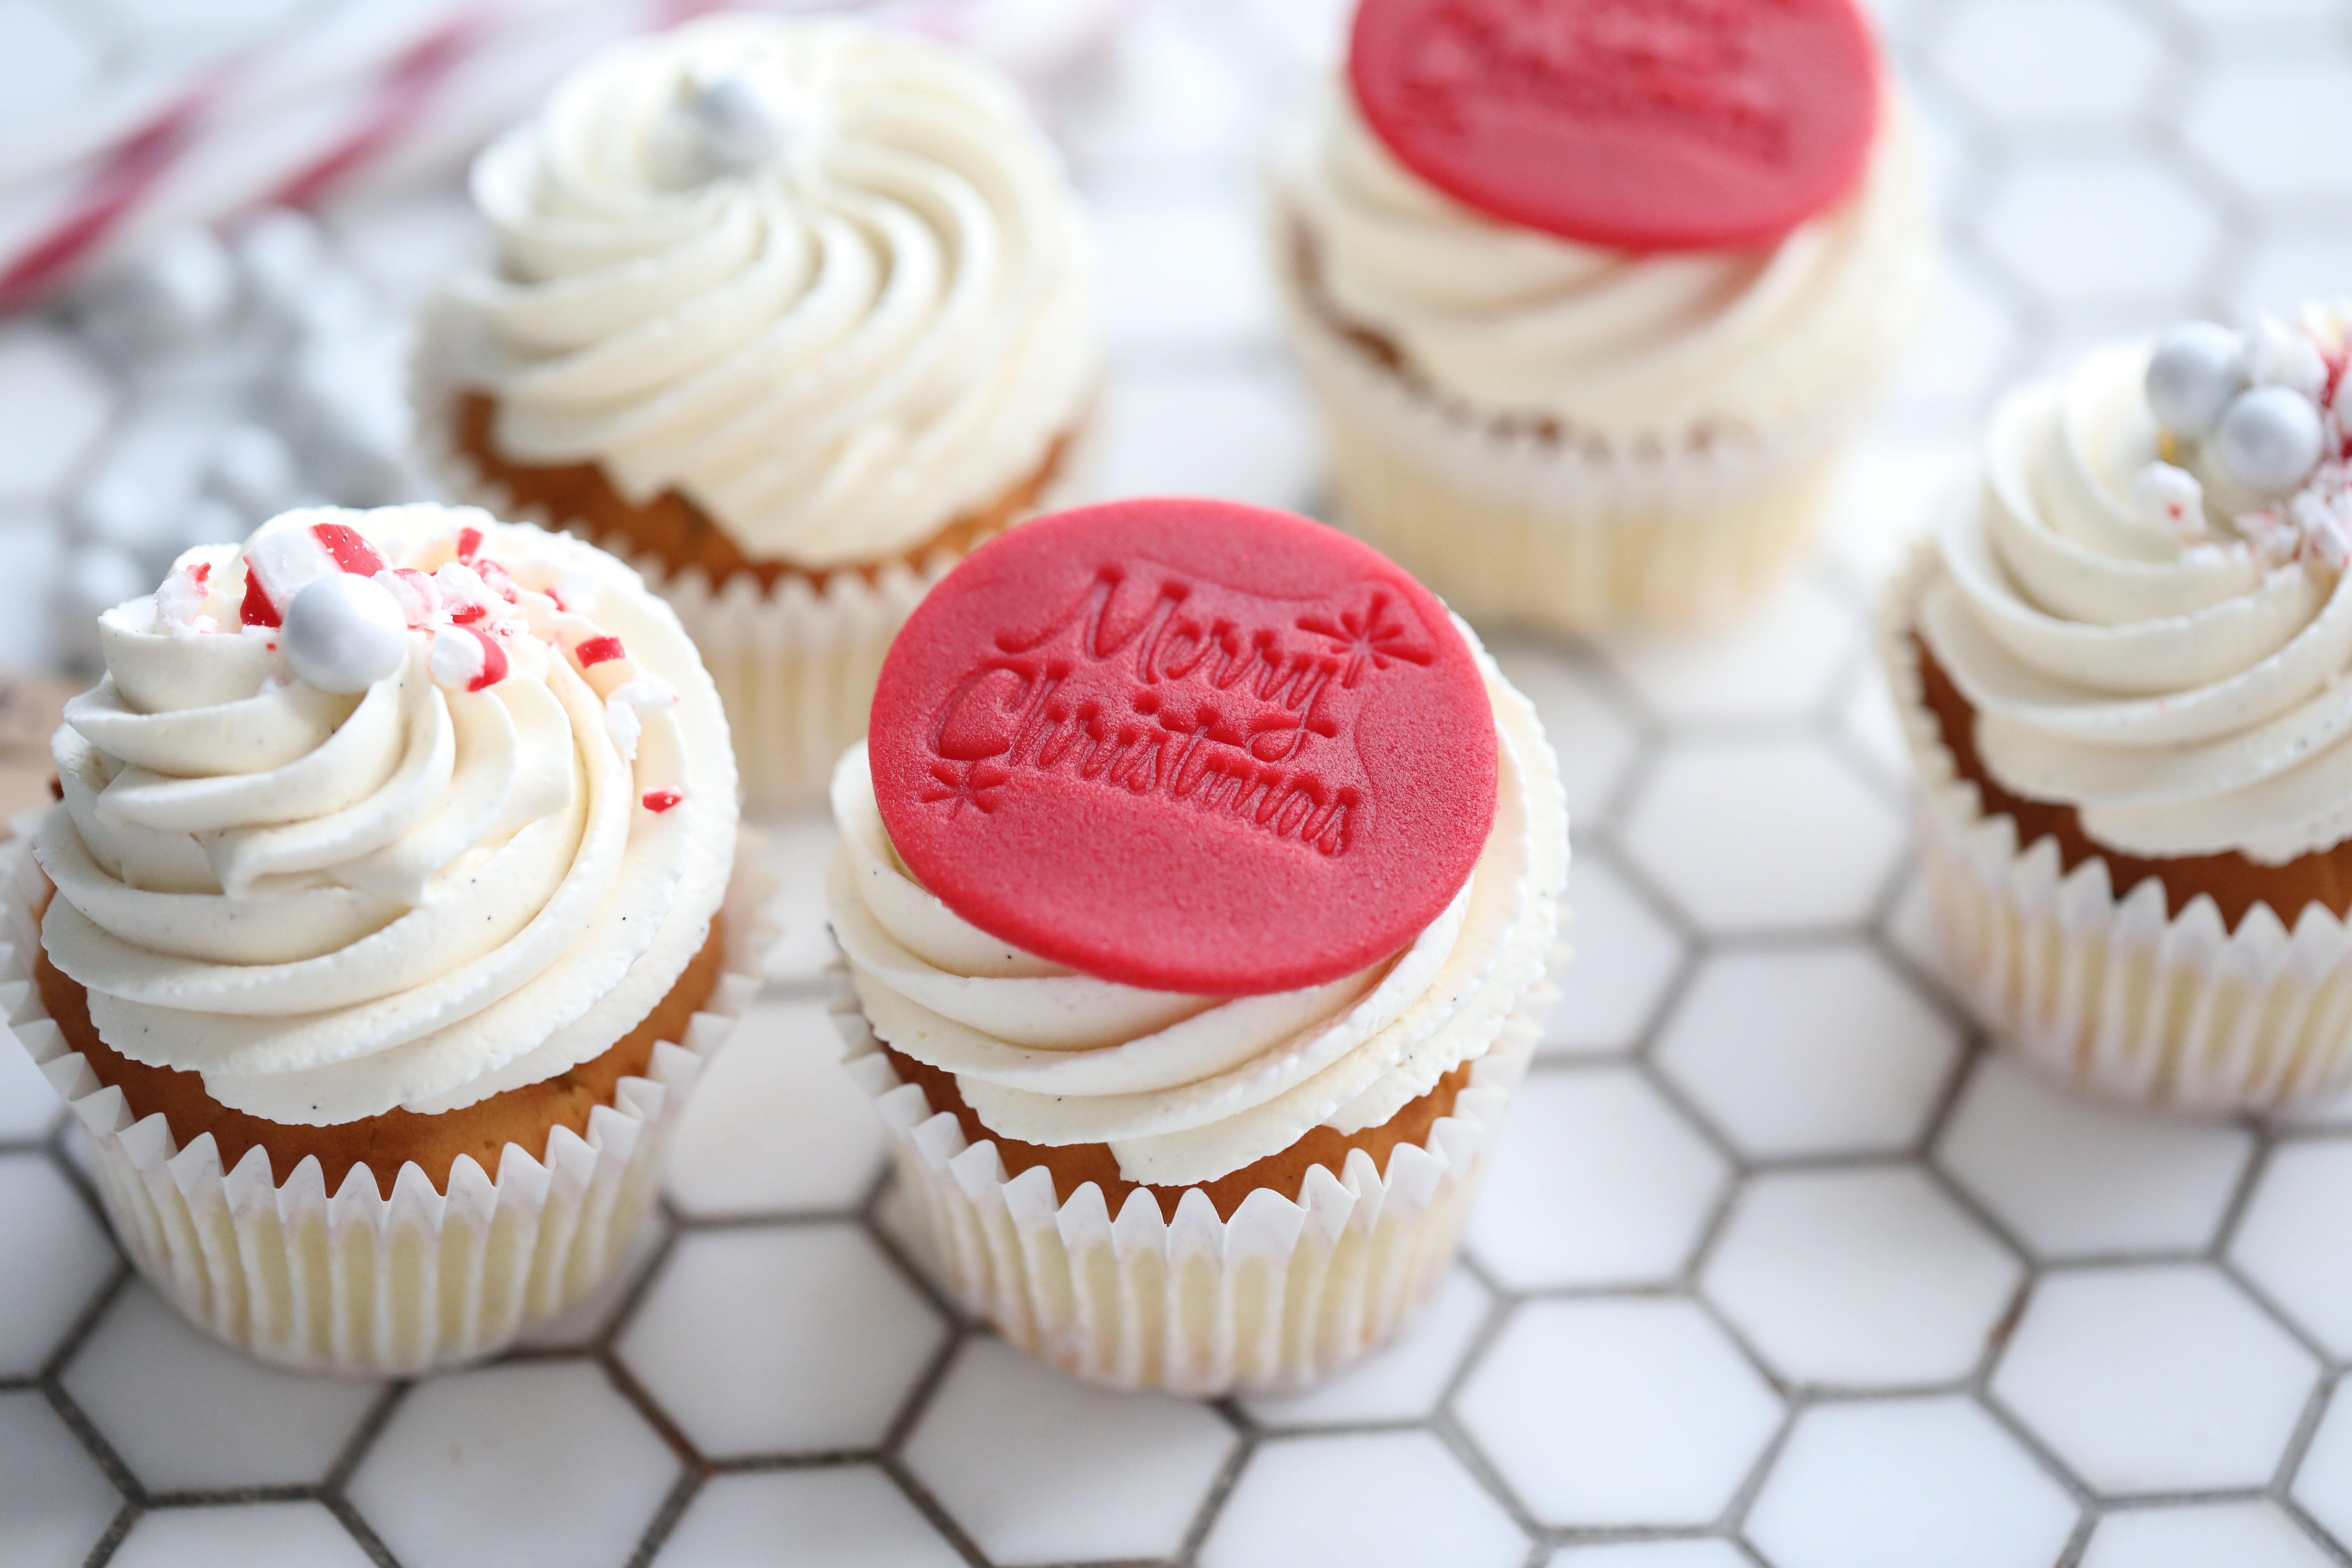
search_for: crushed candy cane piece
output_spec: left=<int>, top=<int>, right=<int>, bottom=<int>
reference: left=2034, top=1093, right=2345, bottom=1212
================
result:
left=642, top=788, right=683, bottom=813
left=2132, top=461, right=2208, bottom=540
left=429, top=625, right=509, bottom=692
left=575, top=635, right=625, bottom=667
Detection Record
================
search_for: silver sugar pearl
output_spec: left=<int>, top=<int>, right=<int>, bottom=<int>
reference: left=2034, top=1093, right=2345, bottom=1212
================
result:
left=283, top=573, right=409, bottom=694
left=686, top=72, right=808, bottom=174
left=2147, top=321, right=2248, bottom=441
left=2214, top=385, right=2328, bottom=498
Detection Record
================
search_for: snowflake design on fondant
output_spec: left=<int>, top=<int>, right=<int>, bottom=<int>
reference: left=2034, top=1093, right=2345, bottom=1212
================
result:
left=923, top=759, right=1011, bottom=818
left=1298, top=590, right=1435, bottom=690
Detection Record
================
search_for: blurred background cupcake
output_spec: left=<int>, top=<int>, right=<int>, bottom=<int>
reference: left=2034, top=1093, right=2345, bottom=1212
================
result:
left=419, top=13, right=1101, bottom=807
left=1886, top=303, right=2352, bottom=1110
left=19, top=502, right=766, bottom=1374
left=1272, top=0, right=1935, bottom=632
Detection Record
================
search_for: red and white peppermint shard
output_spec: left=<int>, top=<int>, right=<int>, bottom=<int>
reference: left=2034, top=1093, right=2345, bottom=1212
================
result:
left=429, top=625, right=510, bottom=693
left=241, top=521, right=389, bottom=628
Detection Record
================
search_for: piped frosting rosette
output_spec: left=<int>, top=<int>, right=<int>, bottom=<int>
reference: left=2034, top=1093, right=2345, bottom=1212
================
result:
left=1892, top=302, right=2352, bottom=1108
left=1271, top=80, right=1934, bottom=630
left=16, top=504, right=763, bottom=1372
left=418, top=13, right=1098, bottom=804
left=830, top=613, right=1568, bottom=1391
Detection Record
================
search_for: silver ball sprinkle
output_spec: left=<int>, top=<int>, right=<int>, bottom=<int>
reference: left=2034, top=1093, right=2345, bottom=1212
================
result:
left=2146, top=321, right=2248, bottom=442
left=283, top=573, right=409, bottom=694
left=686, top=72, right=807, bottom=175
left=2213, top=385, right=2328, bottom=498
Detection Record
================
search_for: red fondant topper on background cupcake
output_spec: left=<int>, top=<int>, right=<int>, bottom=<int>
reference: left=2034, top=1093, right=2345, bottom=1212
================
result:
left=1349, top=0, right=1882, bottom=252
left=868, top=498, right=1499, bottom=997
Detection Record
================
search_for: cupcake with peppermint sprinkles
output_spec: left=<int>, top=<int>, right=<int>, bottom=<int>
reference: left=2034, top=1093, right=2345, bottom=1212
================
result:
left=12, top=503, right=767, bottom=1374
left=828, top=497, right=1568, bottom=1392
left=419, top=12, right=1099, bottom=807
left=1886, top=302, right=2352, bottom=1110
left=1271, top=0, right=1933, bottom=631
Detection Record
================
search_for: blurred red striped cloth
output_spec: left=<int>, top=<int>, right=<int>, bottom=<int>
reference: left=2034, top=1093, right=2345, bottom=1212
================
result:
left=0, top=0, right=1137, bottom=308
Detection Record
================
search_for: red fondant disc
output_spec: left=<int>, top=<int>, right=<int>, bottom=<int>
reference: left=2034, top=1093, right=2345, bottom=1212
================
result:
left=1349, top=0, right=1881, bottom=253
left=868, top=499, right=1499, bottom=997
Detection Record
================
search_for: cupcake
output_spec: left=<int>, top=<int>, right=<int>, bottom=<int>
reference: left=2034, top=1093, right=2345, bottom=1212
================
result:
left=1886, top=304, right=2352, bottom=1110
left=420, top=13, right=1099, bottom=807
left=826, top=497, right=1568, bottom=1392
left=1271, top=0, right=1933, bottom=631
left=10, top=502, right=763, bottom=1374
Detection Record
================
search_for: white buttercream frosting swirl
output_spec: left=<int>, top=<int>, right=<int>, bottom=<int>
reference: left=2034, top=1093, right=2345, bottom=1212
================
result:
left=434, top=13, right=1097, bottom=567
left=1920, top=313, right=2352, bottom=866
left=826, top=639, right=1566, bottom=1187
left=35, top=504, right=737, bottom=1125
left=1274, top=82, right=1930, bottom=440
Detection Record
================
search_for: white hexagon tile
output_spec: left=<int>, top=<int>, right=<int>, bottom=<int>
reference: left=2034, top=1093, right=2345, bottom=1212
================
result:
left=7, top=0, right=2352, bottom=1565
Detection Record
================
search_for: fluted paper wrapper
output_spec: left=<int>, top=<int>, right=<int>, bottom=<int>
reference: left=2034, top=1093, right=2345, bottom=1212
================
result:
left=1882, top=543, right=2352, bottom=1110
left=0, top=834, right=778, bottom=1377
left=1278, top=288, right=1858, bottom=634
left=417, top=380, right=1093, bottom=811
left=838, top=973, right=1553, bottom=1395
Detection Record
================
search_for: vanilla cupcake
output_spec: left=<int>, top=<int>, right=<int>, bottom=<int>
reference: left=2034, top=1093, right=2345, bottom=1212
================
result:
left=1887, top=303, right=2352, bottom=1110
left=1272, top=0, right=1933, bottom=631
left=827, top=497, right=1567, bottom=1393
left=421, top=14, right=1099, bottom=806
left=12, top=503, right=763, bottom=1374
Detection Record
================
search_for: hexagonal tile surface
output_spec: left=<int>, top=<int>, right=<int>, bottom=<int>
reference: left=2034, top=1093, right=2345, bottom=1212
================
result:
left=1939, top=1056, right=2256, bottom=1260
left=1744, top=1396, right=2079, bottom=1568
left=1457, top=1298, right=1782, bottom=1529
left=903, top=1336, right=1236, bottom=1566
left=348, top=1362, right=680, bottom=1568
left=1485, top=642, right=1643, bottom=827
left=618, top=1223, right=944, bottom=1459
left=1099, top=362, right=1321, bottom=516
left=0, top=1388, right=121, bottom=1568
left=1620, top=741, right=1903, bottom=933
left=2229, top=1138, right=2352, bottom=1358
left=1543, top=853, right=1686, bottom=1059
left=1702, top=1168, right=2022, bottom=1389
left=62, top=1285, right=383, bottom=1492
left=0, top=324, right=112, bottom=499
left=1198, top=1431, right=1526, bottom=1568
left=0, top=1152, right=116, bottom=1376
left=109, top=1503, right=375, bottom=1568
left=2294, top=1380, right=2352, bottom=1556
left=665, top=999, right=891, bottom=1218
left=2079, top=1500, right=2339, bottom=1568
left=652, top=1468, right=962, bottom=1568
left=1933, top=0, right=2169, bottom=124
left=1548, top=1545, right=1751, bottom=1568
left=1657, top=946, right=1960, bottom=1160
left=1465, top=1068, right=1730, bottom=1291
left=1598, top=573, right=1858, bottom=726
left=745, top=814, right=850, bottom=988
left=1977, top=157, right=2221, bottom=303
left=1243, top=1265, right=1490, bottom=1429
left=2184, top=61, right=2352, bottom=205
left=1991, top=1265, right=2319, bottom=1495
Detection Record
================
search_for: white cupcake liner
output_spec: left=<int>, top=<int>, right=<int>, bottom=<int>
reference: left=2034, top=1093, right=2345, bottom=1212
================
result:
left=836, top=969, right=1556, bottom=1395
left=1273, top=235, right=1928, bottom=635
left=1882, top=542, right=2352, bottom=1110
left=415, top=379, right=1097, bottom=812
left=0, top=832, right=779, bottom=1377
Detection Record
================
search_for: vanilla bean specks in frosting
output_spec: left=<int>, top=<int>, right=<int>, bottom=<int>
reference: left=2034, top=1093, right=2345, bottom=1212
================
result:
left=1919, top=302, right=2352, bottom=866
left=429, top=14, right=1097, bottom=568
left=825, top=642, right=1566, bottom=1188
left=34, top=505, right=737, bottom=1125
left=1275, top=85, right=1928, bottom=440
